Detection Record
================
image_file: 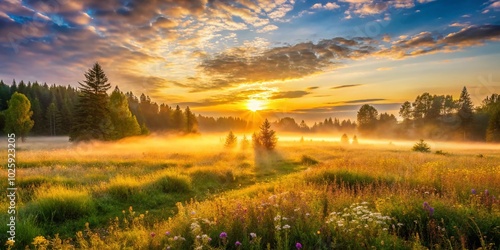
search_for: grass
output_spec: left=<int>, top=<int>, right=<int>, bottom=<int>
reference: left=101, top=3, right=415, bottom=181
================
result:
left=1, top=136, right=499, bottom=249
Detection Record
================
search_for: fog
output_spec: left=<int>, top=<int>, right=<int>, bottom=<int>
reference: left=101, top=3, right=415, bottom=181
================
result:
left=4, top=133, right=500, bottom=155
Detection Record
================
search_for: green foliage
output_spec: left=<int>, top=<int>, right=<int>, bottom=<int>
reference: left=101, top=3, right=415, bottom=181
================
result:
left=486, top=104, right=500, bottom=142
left=254, top=119, right=277, bottom=150
left=412, top=139, right=431, bottom=153
left=185, top=106, right=197, bottom=133
left=3, top=92, right=34, bottom=141
left=300, top=155, right=319, bottom=165
left=70, top=62, right=113, bottom=141
left=108, top=87, right=141, bottom=139
left=150, top=174, right=192, bottom=193
left=24, top=186, right=95, bottom=223
left=357, top=104, right=378, bottom=135
left=225, top=131, right=237, bottom=148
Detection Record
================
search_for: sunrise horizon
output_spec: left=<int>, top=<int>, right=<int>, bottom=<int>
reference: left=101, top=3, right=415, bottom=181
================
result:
left=1, top=0, right=500, bottom=123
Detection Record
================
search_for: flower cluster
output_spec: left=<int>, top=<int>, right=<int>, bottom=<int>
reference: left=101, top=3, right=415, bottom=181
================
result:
left=423, top=202, right=434, bottom=216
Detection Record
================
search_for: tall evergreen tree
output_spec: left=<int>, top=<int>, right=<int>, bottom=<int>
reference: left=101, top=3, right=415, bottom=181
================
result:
left=172, top=105, right=184, bottom=130
left=185, top=106, right=197, bottom=133
left=3, top=92, right=34, bottom=142
left=258, top=119, right=277, bottom=150
left=108, top=87, right=141, bottom=139
left=70, top=62, right=113, bottom=141
left=46, top=102, right=60, bottom=136
left=457, top=86, right=474, bottom=140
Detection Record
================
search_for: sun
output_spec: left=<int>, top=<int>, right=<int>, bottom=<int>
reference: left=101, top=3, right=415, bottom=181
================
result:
left=247, top=99, right=264, bottom=112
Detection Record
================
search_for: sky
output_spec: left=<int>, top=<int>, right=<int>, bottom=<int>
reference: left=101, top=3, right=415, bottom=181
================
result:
left=0, top=0, right=499, bottom=123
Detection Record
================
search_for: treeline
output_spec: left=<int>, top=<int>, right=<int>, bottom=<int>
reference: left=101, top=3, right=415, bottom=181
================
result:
left=0, top=64, right=197, bottom=139
left=356, top=87, right=500, bottom=142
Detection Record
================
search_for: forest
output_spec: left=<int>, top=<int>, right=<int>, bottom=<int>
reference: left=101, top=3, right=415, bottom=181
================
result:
left=0, top=63, right=499, bottom=142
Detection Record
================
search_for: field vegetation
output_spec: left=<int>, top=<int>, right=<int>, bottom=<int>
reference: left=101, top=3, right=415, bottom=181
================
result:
left=1, top=136, right=499, bottom=249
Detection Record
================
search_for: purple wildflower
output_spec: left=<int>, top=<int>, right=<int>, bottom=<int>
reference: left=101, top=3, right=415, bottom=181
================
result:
left=471, top=189, right=476, bottom=195
left=296, top=242, right=303, bottom=249
left=150, top=232, right=156, bottom=238
left=220, top=232, right=227, bottom=239
left=235, top=241, right=242, bottom=246
left=485, top=189, right=489, bottom=196
left=165, top=231, right=170, bottom=236
left=429, top=207, right=434, bottom=216
left=423, top=202, right=430, bottom=209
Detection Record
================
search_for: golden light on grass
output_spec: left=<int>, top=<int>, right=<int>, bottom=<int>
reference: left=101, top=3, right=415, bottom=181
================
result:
left=247, top=99, right=264, bottom=112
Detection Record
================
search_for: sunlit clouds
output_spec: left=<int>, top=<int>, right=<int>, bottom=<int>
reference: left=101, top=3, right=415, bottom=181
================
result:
left=0, top=0, right=499, bottom=122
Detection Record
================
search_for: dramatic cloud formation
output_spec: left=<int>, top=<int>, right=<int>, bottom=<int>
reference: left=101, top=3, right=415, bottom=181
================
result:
left=0, top=0, right=499, bottom=121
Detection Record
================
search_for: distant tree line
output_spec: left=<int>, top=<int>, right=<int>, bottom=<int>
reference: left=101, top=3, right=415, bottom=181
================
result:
left=0, top=63, right=198, bottom=140
left=356, top=87, right=500, bottom=142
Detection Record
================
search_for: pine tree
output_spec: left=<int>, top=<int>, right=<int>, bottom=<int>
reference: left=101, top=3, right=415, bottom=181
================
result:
left=172, top=105, right=184, bottom=131
left=457, top=86, right=474, bottom=140
left=70, top=62, right=113, bottom=141
left=224, top=131, right=237, bottom=148
left=185, top=106, right=197, bottom=133
left=258, top=119, right=277, bottom=150
left=109, top=87, right=141, bottom=139
left=4, top=92, right=34, bottom=142
left=46, top=102, right=60, bottom=136
left=241, top=135, right=250, bottom=149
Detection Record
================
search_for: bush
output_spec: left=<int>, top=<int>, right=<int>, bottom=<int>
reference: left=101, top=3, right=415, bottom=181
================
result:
left=24, top=186, right=95, bottom=223
left=301, top=155, right=319, bottom=165
left=106, top=175, right=141, bottom=201
left=151, top=174, right=192, bottom=193
left=224, top=131, right=237, bottom=148
left=412, top=139, right=431, bottom=153
left=340, top=134, right=349, bottom=144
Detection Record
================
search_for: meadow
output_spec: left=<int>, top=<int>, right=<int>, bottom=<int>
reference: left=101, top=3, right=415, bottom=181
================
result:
left=1, top=135, right=499, bottom=249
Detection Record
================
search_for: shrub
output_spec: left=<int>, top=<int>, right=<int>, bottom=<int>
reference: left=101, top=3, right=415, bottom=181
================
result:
left=151, top=174, right=192, bottom=193
left=412, top=139, right=431, bottom=153
left=106, top=175, right=141, bottom=201
left=24, top=186, right=95, bottom=223
left=300, top=155, right=319, bottom=165
left=340, top=134, right=349, bottom=144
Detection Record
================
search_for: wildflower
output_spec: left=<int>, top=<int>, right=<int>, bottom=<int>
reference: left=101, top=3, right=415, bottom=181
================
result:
left=219, top=232, right=227, bottom=239
left=485, top=189, right=489, bottom=196
left=173, top=236, right=179, bottom=241
left=423, top=202, right=430, bottom=209
left=471, top=189, right=477, bottom=195
left=150, top=232, right=156, bottom=238
left=235, top=241, right=242, bottom=247
left=296, top=242, right=303, bottom=249
left=283, top=224, right=291, bottom=229
left=196, top=235, right=201, bottom=239
left=165, top=231, right=170, bottom=236
left=250, top=233, right=257, bottom=239
left=429, top=207, right=434, bottom=216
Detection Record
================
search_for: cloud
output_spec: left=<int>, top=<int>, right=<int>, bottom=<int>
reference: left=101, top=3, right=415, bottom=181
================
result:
left=450, top=22, right=470, bottom=27
left=376, top=67, right=393, bottom=71
left=293, top=103, right=401, bottom=113
left=311, top=2, right=340, bottom=10
left=257, top=24, right=278, bottom=33
left=488, top=1, right=500, bottom=10
left=328, top=98, right=387, bottom=104
left=307, top=86, right=319, bottom=90
left=176, top=89, right=268, bottom=107
left=270, top=90, right=310, bottom=99
left=330, top=84, right=363, bottom=89
left=194, top=37, right=376, bottom=91
left=377, top=25, right=500, bottom=58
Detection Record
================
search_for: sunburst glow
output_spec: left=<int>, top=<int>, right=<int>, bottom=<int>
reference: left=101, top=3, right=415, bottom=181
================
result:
left=247, top=99, right=264, bottom=112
